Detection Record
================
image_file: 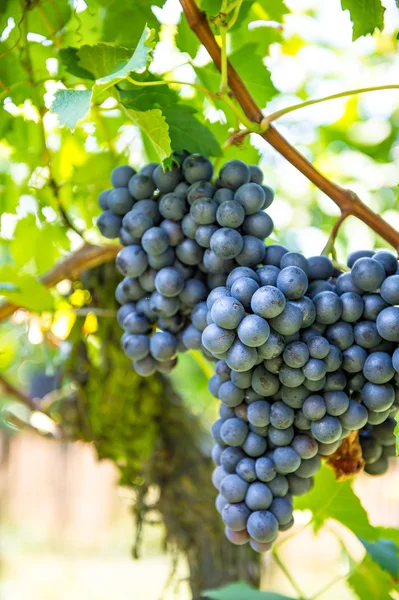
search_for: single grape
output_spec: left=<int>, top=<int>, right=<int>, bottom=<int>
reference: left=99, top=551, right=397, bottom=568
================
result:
left=339, top=400, right=368, bottom=429
left=242, top=212, right=274, bottom=239
left=187, top=180, right=215, bottom=204
left=362, top=382, right=395, bottom=412
left=251, top=285, right=286, bottom=319
left=97, top=210, right=123, bottom=239
left=354, top=320, right=382, bottom=348
left=237, top=315, right=270, bottom=347
left=247, top=511, right=278, bottom=543
left=245, top=482, right=273, bottom=510
left=220, top=160, right=251, bottom=191
left=235, top=235, right=266, bottom=267
left=220, top=474, right=249, bottom=503
left=221, top=447, right=246, bottom=472
left=380, top=275, right=399, bottom=306
left=202, top=324, right=235, bottom=354
left=373, top=251, right=398, bottom=276
left=153, top=164, right=182, bottom=192
left=303, top=395, right=326, bottom=421
left=324, top=391, right=349, bottom=416
left=268, top=303, right=303, bottom=335
left=224, top=527, right=250, bottom=546
left=376, top=307, right=399, bottom=342
left=255, top=457, right=276, bottom=482
left=311, top=415, right=342, bottom=443
left=351, top=257, right=386, bottom=292
left=154, top=267, right=185, bottom=297
left=122, top=333, right=149, bottom=360
left=182, top=153, right=213, bottom=184
left=111, top=165, right=135, bottom=188
left=128, top=172, right=156, bottom=199
left=149, top=291, right=179, bottom=317
left=363, top=352, right=394, bottom=384
left=147, top=247, right=175, bottom=269
left=234, top=182, right=265, bottom=215
left=264, top=244, right=289, bottom=268
left=116, top=245, right=148, bottom=277
left=133, top=355, right=158, bottom=376
left=210, top=228, right=244, bottom=260
left=277, top=266, right=308, bottom=300
left=249, top=164, right=263, bottom=184
left=214, top=187, right=234, bottom=205
left=222, top=502, right=251, bottom=531
left=252, top=365, right=280, bottom=397
left=150, top=331, right=178, bottom=361
left=220, top=417, right=248, bottom=446
left=226, top=340, right=258, bottom=372
left=176, top=239, right=203, bottom=265
left=291, top=434, right=318, bottom=459
left=307, top=255, right=334, bottom=281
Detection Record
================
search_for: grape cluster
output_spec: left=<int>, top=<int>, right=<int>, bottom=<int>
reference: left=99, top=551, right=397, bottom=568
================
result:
left=97, top=153, right=398, bottom=553
left=208, top=248, right=399, bottom=552
left=97, top=154, right=275, bottom=376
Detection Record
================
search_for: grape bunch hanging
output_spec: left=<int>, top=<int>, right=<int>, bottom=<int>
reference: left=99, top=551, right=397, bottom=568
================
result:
left=97, top=152, right=399, bottom=554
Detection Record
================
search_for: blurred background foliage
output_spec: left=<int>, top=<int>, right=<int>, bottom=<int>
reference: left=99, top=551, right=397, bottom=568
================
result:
left=0, top=0, right=399, bottom=598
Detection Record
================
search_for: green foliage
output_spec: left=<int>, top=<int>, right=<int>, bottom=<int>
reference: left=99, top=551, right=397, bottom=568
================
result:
left=348, top=555, right=398, bottom=600
left=0, top=265, right=53, bottom=312
left=176, top=15, right=200, bottom=59
left=203, top=582, right=295, bottom=600
left=50, top=89, right=93, bottom=130
left=295, top=466, right=378, bottom=539
left=341, top=0, right=385, bottom=40
left=127, top=108, right=172, bottom=161
left=359, top=538, right=399, bottom=578
left=162, top=105, right=222, bottom=156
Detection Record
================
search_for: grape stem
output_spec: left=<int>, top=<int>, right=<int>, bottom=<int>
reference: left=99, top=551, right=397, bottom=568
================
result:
left=179, top=0, right=399, bottom=251
left=125, top=75, right=220, bottom=100
left=262, top=84, right=399, bottom=126
left=321, top=211, right=350, bottom=259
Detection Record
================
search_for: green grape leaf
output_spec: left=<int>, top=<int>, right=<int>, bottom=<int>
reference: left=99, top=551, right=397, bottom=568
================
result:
left=128, top=108, right=171, bottom=162
left=0, top=266, right=54, bottom=312
left=78, top=44, right=132, bottom=79
left=295, top=466, right=378, bottom=540
left=348, top=555, right=397, bottom=600
left=176, top=15, right=201, bottom=58
left=59, top=47, right=95, bottom=79
left=200, top=0, right=222, bottom=17
left=231, top=44, right=278, bottom=106
left=10, top=215, right=68, bottom=275
left=359, top=538, right=399, bottom=578
left=196, top=45, right=277, bottom=109
left=96, top=26, right=155, bottom=87
left=119, top=81, right=179, bottom=111
left=162, top=105, right=222, bottom=157
left=340, top=0, right=385, bottom=40
left=50, top=89, right=93, bottom=130
left=231, top=23, right=283, bottom=55
left=257, top=0, right=289, bottom=22
left=100, top=0, right=162, bottom=47
left=203, top=582, right=295, bottom=600
left=26, top=0, right=72, bottom=37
